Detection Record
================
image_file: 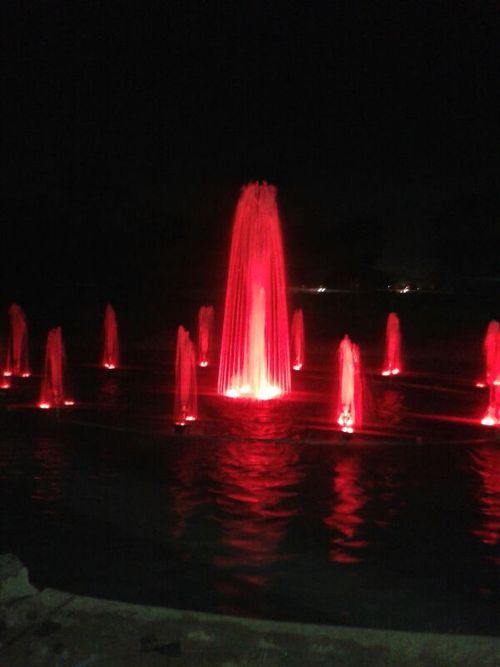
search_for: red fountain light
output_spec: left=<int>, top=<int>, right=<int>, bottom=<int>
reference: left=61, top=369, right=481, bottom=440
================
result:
left=218, top=183, right=290, bottom=400
left=102, top=304, right=119, bottom=370
left=5, top=304, right=30, bottom=378
left=174, top=326, right=197, bottom=426
left=381, top=312, right=402, bottom=376
left=479, top=321, right=500, bottom=426
left=291, top=308, right=304, bottom=371
left=198, top=305, right=214, bottom=368
left=336, top=335, right=363, bottom=434
left=38, top=326, right=73, bottom=409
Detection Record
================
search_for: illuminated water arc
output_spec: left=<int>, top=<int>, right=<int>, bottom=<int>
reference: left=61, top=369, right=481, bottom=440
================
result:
left=382, top=312, right=402, bottom=376
left=102, top=304, right=119, bottom=370
left=5, top=304, right=30, bottom=378
left=174, top=326, right=197, bottom=425
left=38, top=327, right=73, bottom=409
left=291, top=308, right=304, bottom=371
left=336, top=335, right=363, bottom=433
left=198, top=305, right=214, bottom=368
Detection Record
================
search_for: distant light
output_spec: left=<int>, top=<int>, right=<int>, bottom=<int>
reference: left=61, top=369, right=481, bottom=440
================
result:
left=475, top=382, right=486, bottom=388
left=317, top=286, right=326, bottom=293
left=63, top=400, right=75, bottom=406
left=3, top=371, right=12, bottom=377
left=38, top=402, right=51, bottom=409
left=21, top=372, right=31, bottom=378
left=185, top=415, right=196, bottom=421
left=199, top=361, right=208, bottom=368
left=293, top=363, right=303, bottom=371
left=1, top=382, right=10, bottom=389
left=104, top=363, right=115, bottom=370
left=381, top=370, right=391, bottom=377
left=391, top=368, right=400, bottom=375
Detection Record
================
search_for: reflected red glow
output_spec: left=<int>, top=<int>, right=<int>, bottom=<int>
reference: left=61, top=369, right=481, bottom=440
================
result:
left=5, top=304, right=30, bottom=378
left=218, top=183, right=290, bottom=400
left=382, top=312, right=402, bottom=377
left=102, top=304, right=119, bottom=370
left=198, top=305, right=214, bottom=368
left=174, top=326, right=197, bottom=425
left=324, top=456, right=367, bottom=563
left=291, top=308, right=304, bottom=372
left=472, top=446, right=500, bottom=546
left=39, top=327, right=72, bottom=409
left=336, top=335, right=363, bottom=433
left=210, top=440, right=301, bottom=611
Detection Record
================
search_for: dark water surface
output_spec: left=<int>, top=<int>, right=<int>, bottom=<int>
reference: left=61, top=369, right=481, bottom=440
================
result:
left=0, top=290, right=499, bottom=635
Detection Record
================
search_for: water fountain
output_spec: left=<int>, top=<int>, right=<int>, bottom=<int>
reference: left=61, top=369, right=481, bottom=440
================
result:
left=291, top=308, right=304, bottom=371
left=218, top=182, right=290, bottom=400
left=198, top=305, right=214, bottom=367
left=4, top=304, right=30, bottom=378
left=381, top=312, right=401, bottom=376
left=478, top=321, right=499, bottom=426
left=336, top=335, right=363, bottom=434
left=477, top=320, right=499, bottom=388
left=174, top=326, right=197, bottom=426
left=38, top=327, right=74, bottom=409
left=102, top=304, right=119, bottom=369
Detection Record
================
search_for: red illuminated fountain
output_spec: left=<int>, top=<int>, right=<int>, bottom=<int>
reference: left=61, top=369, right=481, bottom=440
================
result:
left=38, top=327, right=74, bottom=409
left=478, top=321, right=500, bottom=426
left=102, top=304, right=119, bottom=370
left=4, top=303, right=30, bottom=378
left=381, top=312, right=401, bottom=376
left=174, top=326, right=197, bottom=426
left=197, top=305, right=214, bottom=367
left=336, top=335, right=363, bottom=434
left=291, top=308, right=304, bottom=371
left=477, top=320, right=499, bottom=388
left=218, top=182, right=290, bottom=400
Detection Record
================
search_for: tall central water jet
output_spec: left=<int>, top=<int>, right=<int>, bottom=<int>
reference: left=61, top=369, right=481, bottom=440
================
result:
left=218, top=183, right=290, bottom=400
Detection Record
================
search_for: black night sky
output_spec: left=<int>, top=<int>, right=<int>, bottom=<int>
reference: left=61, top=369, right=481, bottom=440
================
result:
left=2, top=1, right=499, bottom=299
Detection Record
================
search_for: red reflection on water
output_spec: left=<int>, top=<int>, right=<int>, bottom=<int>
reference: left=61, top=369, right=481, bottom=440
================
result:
left=382, top=312, right=402, bottom=377
left=218, top=183, right=290, bottom=400
left=472, top=446, right=500, bottom=546
left=197, top=305, right=214, bottom=368
left=378, top=388, right=404, bottom=427
left=5, top=303, right=30, bottom=377
left=102, top=304, right=119, bottom=370
left=324, top=456, right=367, bottom=563
left=291, top=308, right=304, bottom=371
left=210, top=440, right=301, bottom=613
left=31, top=438, right=65, bottom=513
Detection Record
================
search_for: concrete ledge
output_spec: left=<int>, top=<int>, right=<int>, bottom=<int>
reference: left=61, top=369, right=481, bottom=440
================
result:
left=1, top=554, right=499, bottom=666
